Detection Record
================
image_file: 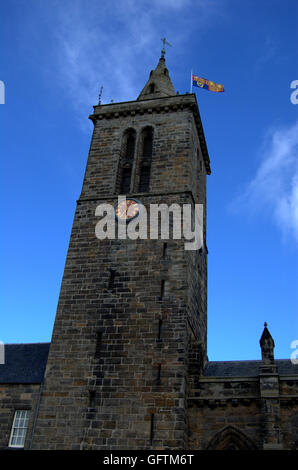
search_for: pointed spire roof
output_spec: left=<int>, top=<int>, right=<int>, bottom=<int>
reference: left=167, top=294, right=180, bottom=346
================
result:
left=260, top=322, right=275, bottom=364
left=137, top=57, right=175, bottom=101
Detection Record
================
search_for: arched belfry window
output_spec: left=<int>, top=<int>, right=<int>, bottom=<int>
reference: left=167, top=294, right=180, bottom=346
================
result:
left=117, top=128, right=136, bottom=194
left=138, top=126, right=153, bottom=193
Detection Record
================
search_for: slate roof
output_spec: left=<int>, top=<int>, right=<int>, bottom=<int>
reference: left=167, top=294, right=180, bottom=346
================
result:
left=1, top=342, right=297, bottom=383
left=0, top=343, right=50, bottom=384
left=203, top=359, right=298, bottom=378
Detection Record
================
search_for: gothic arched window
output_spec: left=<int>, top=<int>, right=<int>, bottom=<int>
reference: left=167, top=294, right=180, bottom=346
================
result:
left=138, top=126, right=153, bottom=193
left=117, top=128, right=136, bottom=194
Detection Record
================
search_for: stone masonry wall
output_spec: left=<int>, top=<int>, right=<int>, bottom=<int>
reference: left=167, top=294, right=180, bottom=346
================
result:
left=187, top=374, right=298, bottom=449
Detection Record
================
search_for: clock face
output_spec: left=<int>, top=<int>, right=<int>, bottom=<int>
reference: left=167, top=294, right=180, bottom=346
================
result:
left=115, top=198, right=140, bottom=222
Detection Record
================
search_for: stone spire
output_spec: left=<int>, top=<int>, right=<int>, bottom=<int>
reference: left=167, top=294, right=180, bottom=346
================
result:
left=260, top=322, right=275, bottom=364
left=137, top=56, right=175, bottom=101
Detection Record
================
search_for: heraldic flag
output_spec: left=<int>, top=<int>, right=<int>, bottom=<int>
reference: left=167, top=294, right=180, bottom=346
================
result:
left=192, top=74, right=224, bottom=93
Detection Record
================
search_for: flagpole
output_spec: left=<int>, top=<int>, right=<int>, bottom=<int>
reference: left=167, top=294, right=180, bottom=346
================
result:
left=190, top=69, right=193, bottom=93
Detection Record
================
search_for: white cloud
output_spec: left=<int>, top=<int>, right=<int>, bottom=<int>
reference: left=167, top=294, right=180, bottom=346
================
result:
left=233, top=120, right=298, bottom=242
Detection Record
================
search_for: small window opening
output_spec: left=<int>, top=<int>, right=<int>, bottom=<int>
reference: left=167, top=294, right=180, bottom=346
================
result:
left=156, top=364, right=161, bottom=385
left=149, top=83, right=155, bottom=93
left=160, top=280, right=165, bottom=300
left=162, top=243, right=167, bottom=258
left=158, top=319, right=163, bottom=339
left=88, top=390, right=96, bottom=408
left=108, top=269, right=116, bottom=289
left=94, top=332, right=102, bottom=359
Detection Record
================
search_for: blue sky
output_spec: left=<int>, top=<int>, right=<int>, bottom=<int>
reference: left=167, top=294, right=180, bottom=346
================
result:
left=1, top=0, right=297, bottom=361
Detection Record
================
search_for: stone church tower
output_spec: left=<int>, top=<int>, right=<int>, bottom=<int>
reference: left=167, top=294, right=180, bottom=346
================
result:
left=31, top=54, right=210, bottom=450
left=0, top=53, right=293, bottom=451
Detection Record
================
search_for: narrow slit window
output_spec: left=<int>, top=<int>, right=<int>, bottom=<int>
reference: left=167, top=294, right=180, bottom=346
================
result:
left=156, top=364, right=161, bottom=385
left=162, top=243, right=167, bottom=258
left=158, top=319, right=163, bottom=339
left=108, top=269, right=116, bottom=289
left=94, top=332, right=102, bottom=359
left=160, top=280, right=165, bottom=300
left=88, top=390, right=96, bottom=408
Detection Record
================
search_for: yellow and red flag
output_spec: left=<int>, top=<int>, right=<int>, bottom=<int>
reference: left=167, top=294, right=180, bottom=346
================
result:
left=192, top=74, right=224, bottom=93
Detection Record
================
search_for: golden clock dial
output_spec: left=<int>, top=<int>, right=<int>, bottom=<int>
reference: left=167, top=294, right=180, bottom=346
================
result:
left=115, top=199, right=140, bottom=222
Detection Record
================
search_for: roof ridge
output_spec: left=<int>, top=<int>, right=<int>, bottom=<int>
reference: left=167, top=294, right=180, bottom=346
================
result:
left=4, top=342, right=51, bottom=346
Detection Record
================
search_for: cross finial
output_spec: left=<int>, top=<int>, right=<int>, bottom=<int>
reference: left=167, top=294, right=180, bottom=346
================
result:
left=161, top=37, right=172, bottom=59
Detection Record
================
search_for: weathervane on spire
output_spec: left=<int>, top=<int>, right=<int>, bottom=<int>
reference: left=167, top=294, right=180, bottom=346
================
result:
left=161, top=37, right=172, bottom=59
